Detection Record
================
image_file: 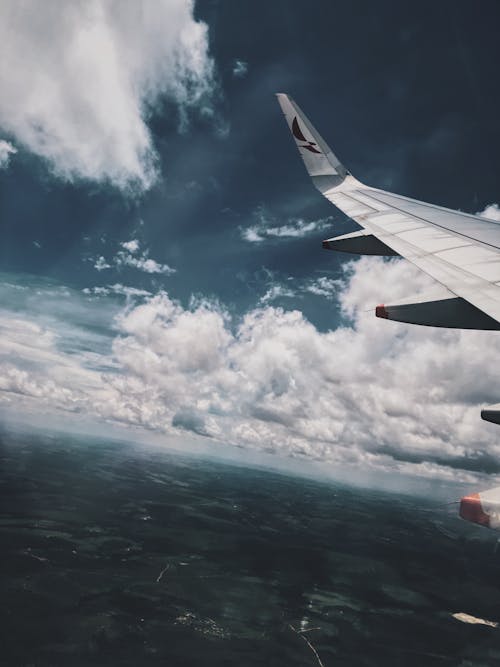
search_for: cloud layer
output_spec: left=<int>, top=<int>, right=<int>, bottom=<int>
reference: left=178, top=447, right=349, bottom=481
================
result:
left=2, top=258, right=500, bottom=483
left=0, top=0, right=215, bottom=190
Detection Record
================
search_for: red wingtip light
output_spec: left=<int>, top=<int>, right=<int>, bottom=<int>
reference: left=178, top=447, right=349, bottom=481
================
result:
left=375, top=304, right=388, bottom=319
left=459, top=493, right=490, bottom=527
left=322, top=240, right=330, bottom=250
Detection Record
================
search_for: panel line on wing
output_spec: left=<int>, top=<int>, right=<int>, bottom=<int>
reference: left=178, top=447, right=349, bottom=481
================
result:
left=334, top=192, right=381, bottom=213
left=362, top=216, right=500, bottom=321
left=350, top=191, right=392, bottom=211
left=361, top=189, right=500, bottom=252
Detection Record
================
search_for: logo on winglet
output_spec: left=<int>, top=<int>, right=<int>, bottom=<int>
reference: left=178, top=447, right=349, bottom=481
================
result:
left=292, top=116, right=321, bottom=154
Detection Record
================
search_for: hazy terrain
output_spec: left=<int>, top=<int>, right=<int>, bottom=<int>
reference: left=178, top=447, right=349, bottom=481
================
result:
left=2, top=430, right=500, bottom=666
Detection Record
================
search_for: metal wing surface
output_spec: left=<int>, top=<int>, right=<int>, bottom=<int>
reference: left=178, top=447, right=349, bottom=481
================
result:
left=276, top=93, right=500, bottom=329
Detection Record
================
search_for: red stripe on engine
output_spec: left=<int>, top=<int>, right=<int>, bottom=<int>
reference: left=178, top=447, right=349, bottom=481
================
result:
left=375, top=304, right=388, bottom=319
left=459, top=493, right=490, bottom=528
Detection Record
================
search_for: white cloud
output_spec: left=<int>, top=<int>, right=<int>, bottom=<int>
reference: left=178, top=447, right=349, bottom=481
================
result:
left=478, top=203, right=500, bottom=221
left=121, top=239, right=140, bottom=254
left=83, top=283, right=151, bottom=298
left=256, top=273, right=342, bottom=303
left=241, top=208, right=333, bottom=242
left=241, top=227, right=264, bottom=243
left=94, top=256, right=111, bottom=271
left=92, top=239, right=176, bottom=275
left=80, top=264, right=500, bottom=478
left=305, top=276, right=343, bottom=299
left=259, top=284, right=296, bottom=304
left=115, top=250, right=176, bottom=275
left=0, top=139, right=16, bottom=168
left=0, top=0, right=216, bottom=191
left=2, top=259, right=500, bottom=483
left=232, top=59, right=248, bottom=78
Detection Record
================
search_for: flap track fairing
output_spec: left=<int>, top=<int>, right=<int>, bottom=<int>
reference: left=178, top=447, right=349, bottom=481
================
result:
left=322, top=231, right=399, bottom=256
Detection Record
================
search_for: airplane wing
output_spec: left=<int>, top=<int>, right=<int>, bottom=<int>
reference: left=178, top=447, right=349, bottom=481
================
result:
left=276, top=93, right=500, bottom=427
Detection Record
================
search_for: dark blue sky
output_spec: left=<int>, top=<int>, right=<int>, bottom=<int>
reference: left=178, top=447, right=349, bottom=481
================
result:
left=2, top=0, right=500, bottom=332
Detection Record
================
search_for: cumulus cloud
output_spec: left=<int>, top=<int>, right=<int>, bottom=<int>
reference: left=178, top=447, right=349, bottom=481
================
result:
left=478, top=203, right=500, bottom=221
left=0, top=139, right=16, bottom=168
left=0, top=0, right=216, bottom=190
left=2, top=258, right=500, bottom=483
left=121, top=239, right=140, bottom=254
left=241, top=208, right=333, bottom=242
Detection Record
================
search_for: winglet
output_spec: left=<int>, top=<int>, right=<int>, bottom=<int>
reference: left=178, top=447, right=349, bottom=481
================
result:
left=276, top=93, right=347, bottom=193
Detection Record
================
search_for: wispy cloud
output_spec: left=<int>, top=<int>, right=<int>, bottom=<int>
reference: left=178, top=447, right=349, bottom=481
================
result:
left=304, top=276, right=343, bottom=299
left=259, top=283, right=296, bottom=304
left=0, top=139, right=16, bottom=168
left=91, top=239, right=175, bottom=275
left=257, top=273, right=342, bottom=303
left=241, top=207, right=333, bottom=242
left=83, top=284, right=151, bottom=299
left=232, top=59, right=248, bottom=78
left=94, top=256, right=112, bottom=271
left=115, top=252, right=175, bottom=275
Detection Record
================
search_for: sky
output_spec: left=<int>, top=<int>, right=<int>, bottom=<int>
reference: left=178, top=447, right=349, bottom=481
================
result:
left=1, top=0, right=500, bottom=487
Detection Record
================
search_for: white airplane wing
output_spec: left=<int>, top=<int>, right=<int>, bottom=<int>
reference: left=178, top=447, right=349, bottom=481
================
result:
left=277, top=93, right=500, bottom=427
